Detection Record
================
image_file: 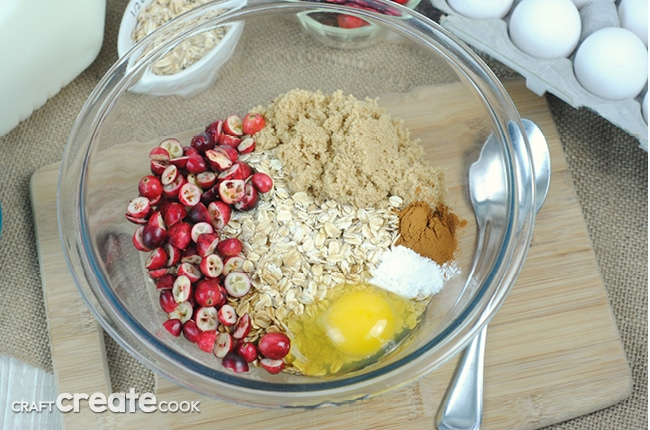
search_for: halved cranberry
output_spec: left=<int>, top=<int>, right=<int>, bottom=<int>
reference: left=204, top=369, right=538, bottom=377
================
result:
left=182, top=320, right=201, bottom=343
left=177, top=261, right=202, bottom=283
left=149, top=146, right=170, bottom=162
left=217, top=179, right=245, bottom=204
left=142, top=224, right=166, bottom=249
left=162, top=174, right=186, bottom=199
left=205, top=148, right=233, bottom=172
left=223, top=114, right=243, bottom=136
left=237, top=137, right=256, bottom=154
left=191, top=222, right=214, bottom=243
left=217, top=304, right=237, bottom=326
left=191, top=132, right=215, bottom=154
left=187, top=202, right=211, bottom=224
left=234, top=182, right=259, bottom=211
left=159, top=289, right=178, bottom=313
left=161, top=201, right=186, bottom=227
left=216, top=237, right=242, bottom=258
left=150, top=159, right=169, bottom=176
left=185, top=153, right=208, bottom=174
left=147, top=211, right=166, bottom=229
left=197, top=330, right=217, bottom=352
left=195, top=307, right=219, bottom=332
left=199, top=254, right=224, bottom=279
left=169, top=155, right=190, bottom=169
left=217, top=133, right=241, bottom=148
left=214, top=332, right=234, bottom=358
left=223, top=255, right=246, bottom=275
left=145, top=247, right=168, bottom=270
left=196, top=171, right=217, bottom=189
left=222, top=353, right=248, bottom=373
left=167, top=222, right=192, bottom=250
left=162, top=318, right=182, bottom=337
left=205, top=119, right=223, bottom=142
left=132, top=225, right=152, bottom=252
left=260, top=358, right=284, bottom=374
left=163, top=243, right=182, bottom=267
left=217, top=145, right=239, bottom=162
left=178, top=182, right=202, bottom=207
left=173, top=275, right=192, bottom=303
left=232, top=312, right=251, bottom=339
left=159, top=137, right=184, bottom=159
left=155, top=273, right=175, bottom=291
left=126, top=196, right=151, bottom=219
left=207, top=200, right=231, bottom=230
left=196, top=233, right=220, bottom=257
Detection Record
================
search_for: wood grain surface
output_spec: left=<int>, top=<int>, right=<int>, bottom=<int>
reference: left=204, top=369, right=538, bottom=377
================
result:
left=31, top=79, right=631, bottom=430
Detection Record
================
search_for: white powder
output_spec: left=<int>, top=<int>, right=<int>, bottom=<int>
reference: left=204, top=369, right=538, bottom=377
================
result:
left=370, top=245, right=457, bottom=300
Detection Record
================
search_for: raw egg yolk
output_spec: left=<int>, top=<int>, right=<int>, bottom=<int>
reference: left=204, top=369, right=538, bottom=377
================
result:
left=323, top=289, right=397, bottom=357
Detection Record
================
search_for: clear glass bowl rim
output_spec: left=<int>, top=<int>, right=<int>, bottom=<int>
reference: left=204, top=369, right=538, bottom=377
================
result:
left=57, top=0, right=536, bottom=407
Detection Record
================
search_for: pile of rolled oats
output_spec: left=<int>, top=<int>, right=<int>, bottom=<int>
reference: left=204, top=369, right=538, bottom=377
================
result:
left=222, top=150, right=404, bottom=342
left=132, top=0, right=229, bottom=76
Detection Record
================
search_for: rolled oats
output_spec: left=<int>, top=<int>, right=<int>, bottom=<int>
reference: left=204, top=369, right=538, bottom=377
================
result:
left=132, top=0, right=230, bottom=76
left=220, top=149, right=403, bottom=342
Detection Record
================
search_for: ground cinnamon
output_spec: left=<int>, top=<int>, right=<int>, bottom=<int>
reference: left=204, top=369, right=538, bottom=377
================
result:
left=395, top=201, right=464, bottom=264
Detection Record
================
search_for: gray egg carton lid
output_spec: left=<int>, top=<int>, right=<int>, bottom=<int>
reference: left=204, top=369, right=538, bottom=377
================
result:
left=431, top=0, right=648, bottom=151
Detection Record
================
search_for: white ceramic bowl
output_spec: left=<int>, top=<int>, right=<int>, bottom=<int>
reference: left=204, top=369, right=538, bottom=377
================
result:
left=117, top=0, right=245, bottom=96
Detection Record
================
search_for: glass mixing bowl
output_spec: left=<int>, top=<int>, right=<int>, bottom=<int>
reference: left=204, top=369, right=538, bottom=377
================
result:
left=58, top=0, right=536, bottom=408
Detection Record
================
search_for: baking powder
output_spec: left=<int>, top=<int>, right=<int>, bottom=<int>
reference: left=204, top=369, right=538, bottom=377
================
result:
left=370, top=245, right=457, bottom=300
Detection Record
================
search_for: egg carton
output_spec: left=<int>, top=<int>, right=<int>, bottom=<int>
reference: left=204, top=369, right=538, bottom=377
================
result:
left=430, top=0, right=648, bottom=151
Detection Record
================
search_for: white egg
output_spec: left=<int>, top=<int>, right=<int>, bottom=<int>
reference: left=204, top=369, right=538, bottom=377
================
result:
left=618, top=0, right=648, bottom=47
left=643, top=91, right=648, bottom=123
left=570, top=0, right=592, bottom=7
left=570, top=0, right=615, bottom=8
left=508, top=0, right=582, bottom=59
left=574, top=27, right=648, bottom=100
left=448, top=0, right=514, bottom=19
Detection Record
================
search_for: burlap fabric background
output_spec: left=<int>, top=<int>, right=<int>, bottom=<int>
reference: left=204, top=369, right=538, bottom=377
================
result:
left=0, top=1, right=646, bottom=428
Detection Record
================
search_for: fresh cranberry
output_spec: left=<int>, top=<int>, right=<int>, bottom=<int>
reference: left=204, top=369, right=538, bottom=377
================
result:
left=242, top=113, right=265, bottom=135
left=194, top=279, right=226, bottom=307
left=258, top=332, right=291, bottom=360
left=237, top=342, right=258, bottom=363
left=138, top=175, right=163, bottom=200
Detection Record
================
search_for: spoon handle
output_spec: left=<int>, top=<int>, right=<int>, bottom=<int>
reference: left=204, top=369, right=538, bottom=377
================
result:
left=436, top=325, right=487, bottom=430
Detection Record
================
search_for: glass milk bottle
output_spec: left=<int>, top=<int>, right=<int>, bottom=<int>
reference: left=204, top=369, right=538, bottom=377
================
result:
left=0, top=0, right=106, bottom=136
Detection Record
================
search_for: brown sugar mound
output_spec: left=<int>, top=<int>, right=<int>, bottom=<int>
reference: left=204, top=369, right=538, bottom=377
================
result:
left=253, top=89, right=446, bottom=208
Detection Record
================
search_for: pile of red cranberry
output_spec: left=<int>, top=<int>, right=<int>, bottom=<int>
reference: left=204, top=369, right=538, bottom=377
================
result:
left=125, top=112, right=290, bottom=374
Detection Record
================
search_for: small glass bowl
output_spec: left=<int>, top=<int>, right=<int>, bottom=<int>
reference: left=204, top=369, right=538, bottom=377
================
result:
left=295, top=0, right=421, bottom=49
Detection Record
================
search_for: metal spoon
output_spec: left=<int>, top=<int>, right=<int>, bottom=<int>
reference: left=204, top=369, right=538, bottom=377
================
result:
left=436, top=119, right=551, bottom=430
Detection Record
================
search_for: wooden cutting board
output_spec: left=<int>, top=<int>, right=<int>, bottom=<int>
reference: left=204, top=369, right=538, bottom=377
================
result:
left=31, top=79, right=631, bottom=430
